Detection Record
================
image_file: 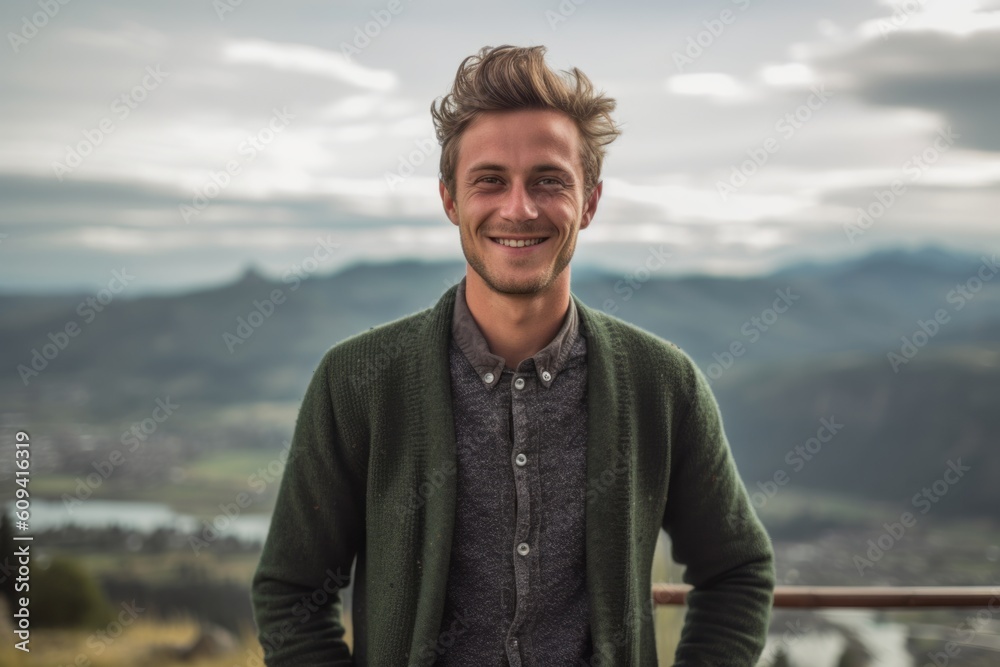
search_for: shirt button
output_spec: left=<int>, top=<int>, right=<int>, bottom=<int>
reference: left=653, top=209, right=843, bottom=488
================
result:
left=515, top=453, right=527, bottom=466
left=511, top=638, right=519, bottom=647
left=517, top=542, right=530, bottom=556
left=514, top=377, right=525, bottom=390
left=484, top=372, right=494, bottom=383
left=541, top=370, right=551, bottom=382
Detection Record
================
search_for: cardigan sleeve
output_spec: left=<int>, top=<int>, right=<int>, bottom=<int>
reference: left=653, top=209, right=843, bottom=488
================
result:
left=661, top=358, right=775, bottom=666
left=251, top=349, right=365, bottom=665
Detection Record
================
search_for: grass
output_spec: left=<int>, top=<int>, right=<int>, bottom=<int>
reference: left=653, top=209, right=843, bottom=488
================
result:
left=70, top=550, right=261, bottom=585
left=14, top=474, right=81, bottom=498
left=754, top=485, right=899, bottom=525
left=0, top=616, right=261, bottom=667
left=14, top=449, right=286, bottom=520
left=185, top=450, right=284, bottom=482
left=0, top=613, right=357, bottom=667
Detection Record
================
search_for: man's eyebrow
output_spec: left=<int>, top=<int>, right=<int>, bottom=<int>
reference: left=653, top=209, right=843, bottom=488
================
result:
left=534, top=164, right=574, bottom=177
left=467, top=162, right=508, bottom=173
left=467, top=162, right=575, bottom=176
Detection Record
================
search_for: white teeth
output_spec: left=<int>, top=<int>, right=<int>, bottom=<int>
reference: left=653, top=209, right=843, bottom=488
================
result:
left=494, top=238, right=544, bottom=247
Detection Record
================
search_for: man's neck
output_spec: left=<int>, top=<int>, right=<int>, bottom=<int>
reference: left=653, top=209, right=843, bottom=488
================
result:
left=463, top=269, right=570, bottom=370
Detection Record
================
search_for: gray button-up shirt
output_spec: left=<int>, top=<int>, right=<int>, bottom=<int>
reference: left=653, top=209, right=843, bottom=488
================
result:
left=433, top=275, right=592, bottom=666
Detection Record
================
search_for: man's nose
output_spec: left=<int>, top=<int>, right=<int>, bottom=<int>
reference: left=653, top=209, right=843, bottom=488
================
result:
left=499, top=180, right=538, bottom=222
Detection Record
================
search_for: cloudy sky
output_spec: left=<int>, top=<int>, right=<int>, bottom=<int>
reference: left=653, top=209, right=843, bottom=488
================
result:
left=1, top=0, right=998, bottom=294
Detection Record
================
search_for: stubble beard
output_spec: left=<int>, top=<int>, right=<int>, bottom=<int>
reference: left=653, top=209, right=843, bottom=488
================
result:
left=461, top=222, right=577, bottom=297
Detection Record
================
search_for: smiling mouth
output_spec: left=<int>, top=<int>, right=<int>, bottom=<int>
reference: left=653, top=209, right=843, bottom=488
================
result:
left=490, top=237, right=550, bottom=248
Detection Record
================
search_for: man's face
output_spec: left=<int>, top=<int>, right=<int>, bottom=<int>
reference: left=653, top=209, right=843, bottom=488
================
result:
left=440, top=108, right=601, bottom=296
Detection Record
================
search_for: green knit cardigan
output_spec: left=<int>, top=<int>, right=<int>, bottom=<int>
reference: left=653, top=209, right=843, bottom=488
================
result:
left=251, top=281, right=775, bottom=666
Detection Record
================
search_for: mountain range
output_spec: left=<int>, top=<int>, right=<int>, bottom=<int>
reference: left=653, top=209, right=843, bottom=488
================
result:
left=2, top=245, right=997, bottom=519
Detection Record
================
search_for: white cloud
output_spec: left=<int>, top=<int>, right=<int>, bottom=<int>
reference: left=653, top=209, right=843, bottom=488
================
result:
left=860, top=0, right=1000, bottom=38
left=582, top=222, right=698, bottom=247
left=665, top=73, right=751, bottom=101
left=602, top=177, right=811, bottom=224
left=327, top=123, right=382, bottom=143
left=64, top=23, right=169, bottom=54
left=714, top=225, right=787, bottom=249
left=319, top=94, right=416, bottom=122
left=759, top=62, right=819, bottom=88
left=222, top=39, right=397, bottom=91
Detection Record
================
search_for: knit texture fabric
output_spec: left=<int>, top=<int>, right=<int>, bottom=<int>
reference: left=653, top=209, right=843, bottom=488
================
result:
left=251, top=281, right=776, bottom=666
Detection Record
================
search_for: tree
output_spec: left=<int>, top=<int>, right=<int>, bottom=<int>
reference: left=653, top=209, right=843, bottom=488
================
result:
left=32, top=557, right=114, bottom=628
left=835, top=635, right=872, bottom=667
left=0, top=508, right=15, bottom=608
left=772, top=646, right=792, bottom=667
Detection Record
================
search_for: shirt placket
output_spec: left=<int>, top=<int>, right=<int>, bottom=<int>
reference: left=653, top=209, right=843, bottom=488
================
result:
left=505, top=363, right=535, bottom=667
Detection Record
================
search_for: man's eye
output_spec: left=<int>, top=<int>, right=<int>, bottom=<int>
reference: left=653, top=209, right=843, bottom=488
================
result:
left=538, top=178, right=563, bottom=186
left=478, top=176, right=501, bottom=184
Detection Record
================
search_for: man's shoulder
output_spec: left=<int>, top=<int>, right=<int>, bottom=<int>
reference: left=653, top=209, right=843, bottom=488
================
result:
left=338, top=305, right=433, bottom=354
left=312, top=304, right=436, bottom=391
left=578, top=300, right=698, bottom=385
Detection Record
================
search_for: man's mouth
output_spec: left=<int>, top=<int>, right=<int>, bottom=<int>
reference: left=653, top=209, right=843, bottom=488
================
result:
left=490, top=237, right=549, bottom=248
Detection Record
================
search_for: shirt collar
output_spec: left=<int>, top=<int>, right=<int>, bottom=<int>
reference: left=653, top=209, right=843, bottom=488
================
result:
left=451, top=275, right=581, bottom=389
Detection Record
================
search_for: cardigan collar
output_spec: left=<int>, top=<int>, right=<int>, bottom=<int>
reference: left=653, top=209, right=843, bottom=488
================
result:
left=409, top=279, right=634, bottom=664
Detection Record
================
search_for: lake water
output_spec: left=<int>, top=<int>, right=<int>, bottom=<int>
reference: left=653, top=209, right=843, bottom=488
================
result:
left=7, top=498, right=271, bottom=544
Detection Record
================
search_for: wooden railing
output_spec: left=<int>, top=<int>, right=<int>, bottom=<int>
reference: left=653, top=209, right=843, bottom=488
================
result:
left=653, top=584, right=1000, bottom=608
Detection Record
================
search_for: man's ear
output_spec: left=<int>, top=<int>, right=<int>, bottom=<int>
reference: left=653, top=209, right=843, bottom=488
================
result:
left=580, top=180, right=602, bottom=230
left=440, top=180, right=459, bottom=226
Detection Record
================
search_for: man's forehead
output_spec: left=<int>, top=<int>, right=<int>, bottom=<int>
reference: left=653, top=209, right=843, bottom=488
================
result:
left=464, top=108, right=578, bottom=142
left=457, top=109, right=581, bottom=172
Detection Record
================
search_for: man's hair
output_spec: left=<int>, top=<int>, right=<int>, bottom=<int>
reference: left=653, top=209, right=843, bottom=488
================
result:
left=430, top=44, right=622, bottom=201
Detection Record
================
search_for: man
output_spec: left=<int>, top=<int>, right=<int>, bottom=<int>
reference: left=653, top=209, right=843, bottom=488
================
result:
left=252, top=44, right=775, bottom=666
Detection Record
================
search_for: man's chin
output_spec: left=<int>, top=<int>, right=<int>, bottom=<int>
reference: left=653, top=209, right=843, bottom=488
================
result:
left=480, top=268, right=554, bottom=295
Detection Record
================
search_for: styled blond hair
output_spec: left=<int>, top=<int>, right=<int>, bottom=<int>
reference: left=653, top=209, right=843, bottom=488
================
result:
left=430, top=44, right=622, bottom=200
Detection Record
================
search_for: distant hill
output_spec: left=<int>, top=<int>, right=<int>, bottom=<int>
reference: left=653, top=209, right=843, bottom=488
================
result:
left=2, top=246, right=998, bottom=518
